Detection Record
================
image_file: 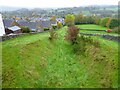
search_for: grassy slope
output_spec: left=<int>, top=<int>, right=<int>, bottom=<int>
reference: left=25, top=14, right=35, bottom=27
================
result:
left=2, top=26, right=118, bottom=88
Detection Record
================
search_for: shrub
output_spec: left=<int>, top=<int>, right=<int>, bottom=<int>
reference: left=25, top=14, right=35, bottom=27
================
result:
left=100, top=17, right=111, bottom=27
left=44, top=28, right=49, bottom=31
left=73, top=35, right=100, bottom=55
left=109, top=19, right=119, bottom=29
left=57, top=22, right=63, bottom=29
left=106, top=18, right=111, bottom=28
left=95, top=18, right=101, bottom=25
left=52, top=25, right=57, bottom=30
left=49, top=27, right=57, bottom=41
left=73, top=35, right=86, bottom=55
left=65, top=26, right=79, bottom=44
left=112, top=26, right=120, bottom=34
left=21, top=26, right=31, bottom=33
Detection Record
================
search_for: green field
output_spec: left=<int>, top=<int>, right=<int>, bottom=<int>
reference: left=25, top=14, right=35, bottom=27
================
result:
left=1, top=25, right=118, bottom=88
left=77, top=24, right=119, bottom=36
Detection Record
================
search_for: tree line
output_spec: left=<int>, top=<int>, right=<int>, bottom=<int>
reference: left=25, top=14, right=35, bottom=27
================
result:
left=65, top=14, right=119, bottom=29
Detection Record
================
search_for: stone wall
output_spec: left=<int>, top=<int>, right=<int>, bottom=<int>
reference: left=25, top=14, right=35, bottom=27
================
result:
left=80, top=33, right=120, bottom=42
left=0, top=32, right=119, bottom=42
left=0, top=32, right=41, bottom=42
left=101, top=35, right=120, bottom=42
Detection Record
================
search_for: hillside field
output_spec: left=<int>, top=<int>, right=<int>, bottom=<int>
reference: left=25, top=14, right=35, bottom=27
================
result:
left=1, top=24, right=118, bottom=88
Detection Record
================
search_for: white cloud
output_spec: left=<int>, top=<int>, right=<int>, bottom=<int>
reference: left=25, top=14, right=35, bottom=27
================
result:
left=0, top=0, right=119, bottom=8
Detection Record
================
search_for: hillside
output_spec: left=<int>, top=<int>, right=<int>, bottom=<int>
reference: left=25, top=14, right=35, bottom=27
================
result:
left=2, top=25, right=118, bottom=88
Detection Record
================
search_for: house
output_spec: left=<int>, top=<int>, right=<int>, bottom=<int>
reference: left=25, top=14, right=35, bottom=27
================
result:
left=0, top=14, right=5, bottom=36
left=5, top=26, right=22, bottom=34
left=16, top=20, right=43, bottom=32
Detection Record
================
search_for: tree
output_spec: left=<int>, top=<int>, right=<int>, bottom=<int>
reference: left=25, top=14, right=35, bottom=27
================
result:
left=21, top=26, right=31, bottom=33
left=106, top=18, right=111, bottom=28
left=100, top=17, right=111, bottom=27
left=75, top=14, right=84, bottom=24
left=65, top=14, right=75, bottom=26
left=109, top=18, right=119, bottom=29
left=57, top=22, right=62, bottom=28
left=94, top=16, right=101, bottom=25
left=65, top=26, right=79, bottom=44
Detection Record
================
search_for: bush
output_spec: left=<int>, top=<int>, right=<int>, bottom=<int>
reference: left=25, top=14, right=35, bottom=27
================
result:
left=21, top=26, right=31, bottom=33
left=73, top=35, right=100, bottom=55
left=49, top=27, right=57, bottom=41
left=73, top=35, right=87, bottom=55
left=112, top=26, right=120, bottom=34
left=109, top=19, right=119, bottom=29
left=65, top=26, right=79, bottom=44
left=52, top=25, right=57, bottom=30
left=57, top=22, right=63, bottom=29
left=100, top=17, right=111, bottom=27
left=95, top=18, right=101, bottom=25
left=44, top=28, right=49, bottom=31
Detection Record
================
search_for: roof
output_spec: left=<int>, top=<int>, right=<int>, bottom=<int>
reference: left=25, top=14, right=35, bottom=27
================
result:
left=27, top=22, right=39, bottom=31
left=17, top=20, right=39, bottom=31
left=8, top=26, right=21, bottom=31
left=3, top=19, right=14, bottom=27
left=16, top=20, right=57, bottom=30
left=17, top=20, right=28, bottom=26
left=40, top=21, right=56, bottom=28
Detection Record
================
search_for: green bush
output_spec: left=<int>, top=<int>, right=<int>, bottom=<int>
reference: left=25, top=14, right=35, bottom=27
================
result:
left=44, top=28, right=49, bottom=31
left=100, top=17, right=111, bottom=27
left=109, top=19, right=119, bottom=29
left=52, top=25, right=57, bottom=30
left=21, top=26, right=31, bottom=33
left=57, top=22, right=63, bottom=29
left=49, top=27, right=57, bottom=41
left=73, top=35, right=100, bottom=55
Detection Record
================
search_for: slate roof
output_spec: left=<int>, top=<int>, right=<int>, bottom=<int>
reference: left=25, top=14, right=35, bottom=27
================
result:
left=27, top=22, right=39, bottom=31
left=40, top=21, right=56, bottom=28
left=3, top=19, right=14, bottom=27
left=17, top=20, right=28, bottom=26
left=8, top=26, right=21, bottom=31
left=16, top=20, right=56, bottom=31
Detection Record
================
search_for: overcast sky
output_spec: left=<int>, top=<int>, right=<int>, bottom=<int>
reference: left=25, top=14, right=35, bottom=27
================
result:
left=0, top=0, right=119, bottom=8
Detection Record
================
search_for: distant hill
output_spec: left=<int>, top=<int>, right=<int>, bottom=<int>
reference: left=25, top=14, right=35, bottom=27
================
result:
left=0, top=6, right=22, bottom=12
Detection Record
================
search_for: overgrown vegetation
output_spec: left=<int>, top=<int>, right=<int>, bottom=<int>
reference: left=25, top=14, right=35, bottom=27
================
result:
left=112, top=26, right=120, bottom=34
left=72, top=35, right=100, bottom=55
left=49, top=27, right=58, bottom=41
left=44, top=28, right=49, bottom=31
left=65, top=26, right=79, bottom=44
left=57, top=22, right=63, bottom=29
left=21, top=26, right=31, bottom=33
left=65, top=14, right=75, bottom=26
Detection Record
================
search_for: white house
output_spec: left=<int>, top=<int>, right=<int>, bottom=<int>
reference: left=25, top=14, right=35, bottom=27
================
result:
left=0, top=14, right=5, bottom=36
